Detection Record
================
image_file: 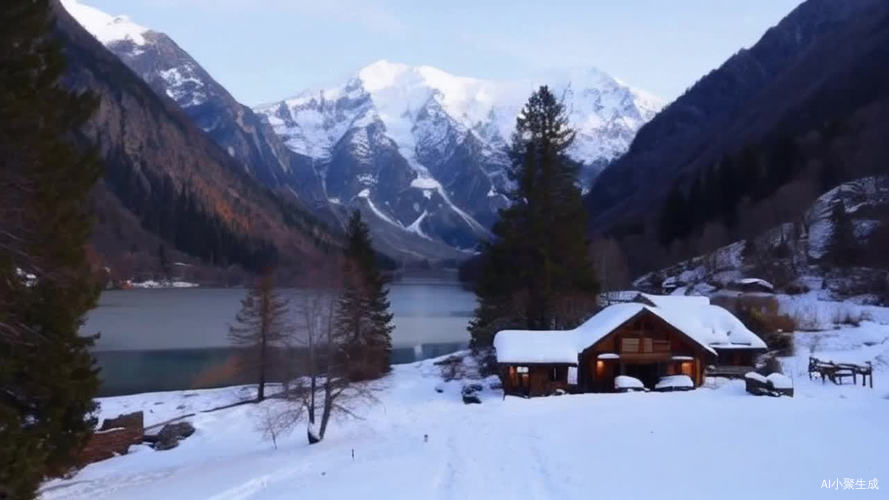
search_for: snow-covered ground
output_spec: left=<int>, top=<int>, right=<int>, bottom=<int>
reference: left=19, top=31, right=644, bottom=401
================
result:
left=43, top=302, right=889, bottom=500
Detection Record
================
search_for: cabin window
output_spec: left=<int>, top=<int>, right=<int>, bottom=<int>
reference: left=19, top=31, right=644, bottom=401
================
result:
left=621, top=338, right=639, bottom=353
left=680, top=361, right=694, bottom=377
left=516, top=366, right=529, bottom=374
left=549, top=368, right=560, bottom=381
left=642, top=338, right=653, bottom=353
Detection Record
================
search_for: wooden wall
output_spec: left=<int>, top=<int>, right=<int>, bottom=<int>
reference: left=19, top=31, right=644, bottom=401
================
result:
left=499, top=364, right=573, bottom=397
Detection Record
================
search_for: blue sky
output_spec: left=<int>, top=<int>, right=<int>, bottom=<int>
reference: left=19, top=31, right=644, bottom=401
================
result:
left=85, top=0, right=804, bottom=106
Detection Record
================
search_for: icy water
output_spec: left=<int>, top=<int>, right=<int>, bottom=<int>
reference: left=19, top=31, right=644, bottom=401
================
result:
left=83, top=274, right=474, bottom=395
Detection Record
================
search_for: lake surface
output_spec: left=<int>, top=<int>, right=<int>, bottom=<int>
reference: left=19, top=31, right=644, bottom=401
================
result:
left=83, top=275, right=475, bottom=395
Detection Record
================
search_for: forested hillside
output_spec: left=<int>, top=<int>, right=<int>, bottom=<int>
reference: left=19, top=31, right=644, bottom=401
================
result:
left=52, top=2, right=337, bottom=282
left=586, top=0, right=889, bottom=275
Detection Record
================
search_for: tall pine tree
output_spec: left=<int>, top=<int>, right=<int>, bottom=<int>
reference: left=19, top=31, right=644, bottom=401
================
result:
left=1, top=1, right=102, bottom=497
left=335, top=210, right=394, bottom=381
left=469, top=86, right=599, bottom=359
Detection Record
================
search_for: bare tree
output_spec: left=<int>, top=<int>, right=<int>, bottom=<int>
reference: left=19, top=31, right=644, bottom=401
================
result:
left=277, top=268, right=375, bottom=445
left=229, top=272, right=288, bottom=401
left=256, top=404, right=291, bottom=450
left=589, top=237, right=630, bottom=292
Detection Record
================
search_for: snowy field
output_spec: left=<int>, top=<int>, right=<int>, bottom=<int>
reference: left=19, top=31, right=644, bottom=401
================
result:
left=42, top=301, right=889, bottom=500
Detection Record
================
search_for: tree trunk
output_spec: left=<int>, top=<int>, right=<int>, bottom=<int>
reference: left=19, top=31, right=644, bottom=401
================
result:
left=257, top=293, right=269, bottom=402
left=307, top=411, right=320, bottom=444
left=319, top=377, right=334, bottom=440
left=258, top=333, right=267, bottom=402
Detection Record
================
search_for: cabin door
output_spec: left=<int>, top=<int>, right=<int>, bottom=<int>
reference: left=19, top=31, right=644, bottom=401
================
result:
left=518, top=372, right=530, bottom=396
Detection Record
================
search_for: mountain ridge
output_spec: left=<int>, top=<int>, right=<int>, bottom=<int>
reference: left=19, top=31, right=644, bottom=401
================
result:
left=53, top=0, right=336, bottom=282
left=255, top=60, right=662, bottom=254
left=62, top=0, right=663, bottom=261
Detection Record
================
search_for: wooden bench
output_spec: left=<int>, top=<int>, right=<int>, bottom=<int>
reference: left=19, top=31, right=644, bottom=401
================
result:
left=808, top=357, right=873, bottom=388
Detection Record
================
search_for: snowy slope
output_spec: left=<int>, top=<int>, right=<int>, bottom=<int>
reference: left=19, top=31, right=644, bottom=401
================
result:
left=59, top=0, right=148, bottom=47
left=42, top=310, right=889, bottom=500
left=635, top=176, right=889, bottom=301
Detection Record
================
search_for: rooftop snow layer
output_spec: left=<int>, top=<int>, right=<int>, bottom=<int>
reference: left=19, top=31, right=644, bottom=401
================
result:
left=493, top=330, right=579, bottom=364
left=638, top=293, right=710, bottom=309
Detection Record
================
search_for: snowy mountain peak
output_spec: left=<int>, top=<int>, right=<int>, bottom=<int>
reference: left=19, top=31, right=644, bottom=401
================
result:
left=254, top=62, right=663, bottom=254
left=60, top=0, right=664, bottom=259
left=261, top=61, right=663, bottom=169
left=60, top=0, right=149, bottom=46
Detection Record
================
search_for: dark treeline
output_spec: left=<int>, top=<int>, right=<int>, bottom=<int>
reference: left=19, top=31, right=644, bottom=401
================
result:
left=656, top=120, right=853, bottom=248
left=104, top=157, right=279, bottom=272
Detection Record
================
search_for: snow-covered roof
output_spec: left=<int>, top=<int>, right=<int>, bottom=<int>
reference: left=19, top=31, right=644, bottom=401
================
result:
left=637, top=293, right=710, bottom=309
left=648, top=303, right=767, bottom=350
left=493, top=330, right=579, bottom=364
left=493, top=295, right=766, bottom=364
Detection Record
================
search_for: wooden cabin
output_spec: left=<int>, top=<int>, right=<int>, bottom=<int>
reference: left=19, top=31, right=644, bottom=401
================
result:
left=577, top=308, right=715, bottom=392
left=493, top=294, right=767, bottom=397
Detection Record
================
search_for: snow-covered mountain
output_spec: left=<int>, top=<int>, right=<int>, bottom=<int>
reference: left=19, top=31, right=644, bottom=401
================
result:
left=255, top=61, right=662, bottom=251
left=60, top=0, right=330, bottom=211
left=63, top=0, right=662, bottom=260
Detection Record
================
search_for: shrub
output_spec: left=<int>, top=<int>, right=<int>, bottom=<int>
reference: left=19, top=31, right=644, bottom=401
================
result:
left=791, top=305, right=822, bottom=331
left=831, top=306, right=872, bottom=327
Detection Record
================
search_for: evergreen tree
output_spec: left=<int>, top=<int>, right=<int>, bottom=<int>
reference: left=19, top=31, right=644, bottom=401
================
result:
left=157, top=244, right=171, bottom=280
left=469, top=86, right=599, bottom=356
left=229, top=273, right=289, bottom=401
left=657, top=181, right=689, bottom=245
left=335, top=210, right=394, bottom=381
left=1, top=1, right=102, bottom=496
left=716, top=155, right=741, bottom=229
